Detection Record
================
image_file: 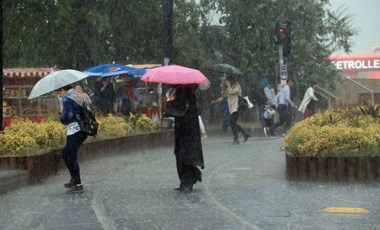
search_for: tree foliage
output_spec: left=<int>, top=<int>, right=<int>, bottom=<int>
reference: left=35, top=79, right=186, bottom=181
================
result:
left=3, top=0, right=205, bottom=70
left=3, top=0, right=357, bottom=95
left=199, top=0, right=357, bottom=93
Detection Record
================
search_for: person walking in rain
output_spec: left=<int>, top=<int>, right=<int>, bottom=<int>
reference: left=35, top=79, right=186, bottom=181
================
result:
left=298, top=81, right=318, bottom=119
left=271, top=79, right=297, bottom=136
left=226, top=76, right=250, bottom=144
left=211, top=82, right=230, bottom=135
left=260, top=77, right=276, bottom=136
left=58, top=85, right=88, bottom=194
left=172, top=85, right=204, bottom=192
left=250, top=81, right=268, bottom=136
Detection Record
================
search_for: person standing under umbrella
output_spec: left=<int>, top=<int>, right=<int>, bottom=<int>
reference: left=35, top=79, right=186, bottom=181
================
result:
left=226, top=76, right=250, bottom=144
left=172, top=85, right=204, bottom=191
left=94, top=77, right=116, bottom=115
left=58, top=85, right=88, bottom=194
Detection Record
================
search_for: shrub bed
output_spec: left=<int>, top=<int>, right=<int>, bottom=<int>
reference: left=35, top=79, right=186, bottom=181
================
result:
left=284, top=106, right=380, bottom=157
left=0, top=113, right=158, bottom=157
left=284, top=104, right=380, bottom=181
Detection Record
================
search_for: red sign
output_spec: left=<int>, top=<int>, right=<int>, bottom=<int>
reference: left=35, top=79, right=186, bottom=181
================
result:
left=329, top=54, right=380, bottom=78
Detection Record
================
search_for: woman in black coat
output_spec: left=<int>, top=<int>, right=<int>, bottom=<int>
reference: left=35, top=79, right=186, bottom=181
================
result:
left=172, top=85, right=204, bottom=191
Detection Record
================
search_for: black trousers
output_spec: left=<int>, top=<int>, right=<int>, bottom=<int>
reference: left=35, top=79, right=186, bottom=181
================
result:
left=273, top=104, right=292, bottom=132
left=62, top=131, right=87, bottom=185
left=230, top=111, right=247, bottom=140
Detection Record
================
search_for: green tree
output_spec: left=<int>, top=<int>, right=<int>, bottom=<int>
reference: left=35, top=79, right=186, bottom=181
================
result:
left=173, top=0, right=207, bottom=68
left=3, top=0, right=208, bottom=70
left=199, top=0, right=357, bottom=92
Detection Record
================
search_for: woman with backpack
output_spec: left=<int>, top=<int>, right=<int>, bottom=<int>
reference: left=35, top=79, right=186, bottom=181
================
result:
left=58, top=85, right=88, bottom=194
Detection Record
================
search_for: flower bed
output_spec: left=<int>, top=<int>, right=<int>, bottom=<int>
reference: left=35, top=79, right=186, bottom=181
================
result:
left=284, top=105, right=380, bottom=181
left=0, top=113, right=157, bottom=157
left=0, top=113, right=169, bottom=183
left=0, top=131, right=174, bottom=183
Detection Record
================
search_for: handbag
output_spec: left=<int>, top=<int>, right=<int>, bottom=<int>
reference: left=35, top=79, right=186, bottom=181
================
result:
left=163, top=100, right=189, bottom=117
left=238, top=96, right=248, bottom=112
left=244, top=96, right=254, bottom=109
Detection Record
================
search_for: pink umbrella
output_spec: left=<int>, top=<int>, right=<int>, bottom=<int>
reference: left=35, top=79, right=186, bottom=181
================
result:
left=140, top=65, right=209, bottom=85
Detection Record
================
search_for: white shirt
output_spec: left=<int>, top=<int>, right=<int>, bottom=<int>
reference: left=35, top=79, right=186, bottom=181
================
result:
left=298, top=86, right=318, bottom=113
left=277, top=84, right=295, bottom=107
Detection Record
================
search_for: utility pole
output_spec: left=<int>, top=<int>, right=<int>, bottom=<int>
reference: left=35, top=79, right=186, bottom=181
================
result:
left=275, top=20, right=291, bottom=87
left=0, top=0, right=4, bottom=131
left=160, top=0, right=174, bottom=119
left=162, top=0, right=173, bottom=66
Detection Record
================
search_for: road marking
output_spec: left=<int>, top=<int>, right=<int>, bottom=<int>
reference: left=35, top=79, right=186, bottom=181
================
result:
left=324, top=207, right=368, bottom=214
left=229, top=167, right=252, bottom=171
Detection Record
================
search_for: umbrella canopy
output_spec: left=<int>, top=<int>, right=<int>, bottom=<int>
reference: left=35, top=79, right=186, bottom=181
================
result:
left=140, top=65, right=208, bottom=85
left=28, top=69, right=89, bottom=99
left=83, top=63, right=147, bottom=78
left=208, top=63, right=243, bottom=75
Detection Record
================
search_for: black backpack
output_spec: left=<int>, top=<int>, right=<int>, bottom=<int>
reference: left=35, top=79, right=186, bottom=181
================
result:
left=79, top=103, right=98, bottom=136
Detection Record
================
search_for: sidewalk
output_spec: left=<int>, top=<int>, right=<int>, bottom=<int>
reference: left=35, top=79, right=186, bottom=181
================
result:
left=0, top=121, right=261, bottom=195
left=0, top=131, right=378, bottom=229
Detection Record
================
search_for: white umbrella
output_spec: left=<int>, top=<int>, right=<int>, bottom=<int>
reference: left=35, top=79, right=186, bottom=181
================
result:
left=28, top=69, right=89, bottom=100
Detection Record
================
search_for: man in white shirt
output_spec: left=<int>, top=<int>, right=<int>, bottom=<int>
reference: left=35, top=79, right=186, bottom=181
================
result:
left=271, top=79, right=297, bottom=136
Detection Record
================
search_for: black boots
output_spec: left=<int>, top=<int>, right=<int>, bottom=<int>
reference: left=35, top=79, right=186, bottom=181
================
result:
left=64, top=178, right=84, bottom=194
left=233, top=132, right=250, bottom=144
left=243, top=133, right=251, bottom=142
left=66, top=184, right=84, bottom=194
left=64, top=178, right=75, bottom=189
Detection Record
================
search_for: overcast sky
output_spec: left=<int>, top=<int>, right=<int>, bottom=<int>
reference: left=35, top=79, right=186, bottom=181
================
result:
left=329, top=0, right=380, bottom=55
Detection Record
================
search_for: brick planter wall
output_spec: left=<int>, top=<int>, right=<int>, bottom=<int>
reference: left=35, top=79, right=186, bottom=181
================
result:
left=286, top=152, right=380, bottom=182
left=0, top=131, right=174, bottom=183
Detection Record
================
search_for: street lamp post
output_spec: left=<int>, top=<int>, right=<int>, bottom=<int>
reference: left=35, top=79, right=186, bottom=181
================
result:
left=0, top=1, right=3, bottom=131
left=162, top=0, right=173, bottom=66
left=160, top=0, right=174, bottom=118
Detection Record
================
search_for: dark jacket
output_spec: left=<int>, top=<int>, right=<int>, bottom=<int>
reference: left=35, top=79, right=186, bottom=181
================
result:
left=60, top=96, right=83, bottom=125
left=94, top=81, right=116, bottom=113
left=251, top=87, right=267, bottom=107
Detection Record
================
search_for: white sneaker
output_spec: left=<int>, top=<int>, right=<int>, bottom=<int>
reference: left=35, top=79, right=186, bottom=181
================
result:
left=201, top=133, right=207, bottom=139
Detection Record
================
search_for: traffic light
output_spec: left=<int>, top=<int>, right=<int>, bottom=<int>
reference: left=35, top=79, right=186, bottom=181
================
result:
left=275, top=20, right=290, bottom=45
left=276, top=20, right=291, bottom=57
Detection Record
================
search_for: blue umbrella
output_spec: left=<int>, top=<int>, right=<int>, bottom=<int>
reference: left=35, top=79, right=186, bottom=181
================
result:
left=83, top=63, right=147, bottom=78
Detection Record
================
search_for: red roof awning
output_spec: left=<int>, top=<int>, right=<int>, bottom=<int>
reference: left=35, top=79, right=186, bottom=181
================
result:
left=2, top=67, right=59, bottom=78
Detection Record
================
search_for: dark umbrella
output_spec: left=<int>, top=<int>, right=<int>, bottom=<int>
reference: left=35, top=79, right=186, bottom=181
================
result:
left=208, top=63, right=243, bottom=75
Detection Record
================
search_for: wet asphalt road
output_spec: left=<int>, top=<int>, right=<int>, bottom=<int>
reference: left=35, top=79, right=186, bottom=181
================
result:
left=0, top=133, right=379, bottom=230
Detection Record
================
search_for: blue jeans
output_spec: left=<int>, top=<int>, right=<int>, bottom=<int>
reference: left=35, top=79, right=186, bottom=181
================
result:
left=223, top=111, right=230, bottom=132
left=258, top=105, right=266, bottom=128
left=62, top=131, right=87, bottom=184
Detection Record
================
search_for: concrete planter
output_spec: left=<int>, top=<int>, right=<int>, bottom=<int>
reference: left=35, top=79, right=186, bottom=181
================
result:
left=286, top=152, right=380, bottom=182
left=0, top=131, right=174, bottom=183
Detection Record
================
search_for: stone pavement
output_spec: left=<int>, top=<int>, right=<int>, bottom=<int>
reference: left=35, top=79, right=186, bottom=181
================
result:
left=0, top=131, right=379, bottom=230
